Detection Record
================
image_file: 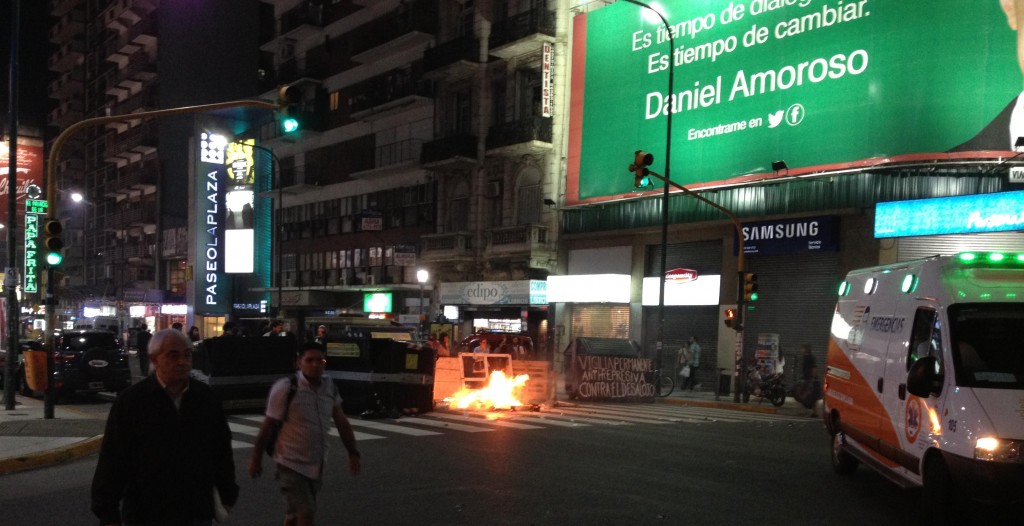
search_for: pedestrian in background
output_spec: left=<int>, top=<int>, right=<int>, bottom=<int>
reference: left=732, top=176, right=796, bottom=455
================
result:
left=799, top=344, right=820, bottom=416
left=171, top=322, right=183, bottom=331
left=249, top=341, right=361, bottom=526
left=135, top=324, right=151, bottom=376
left=683, top=336, right=701, bottom=391
left=437, top=333, right=451, bottom=357
left=189, top=325, right=202, bottom=344
left=264, top=320, right=285, bottom=337
left=92, top=328, right=238, bottom=525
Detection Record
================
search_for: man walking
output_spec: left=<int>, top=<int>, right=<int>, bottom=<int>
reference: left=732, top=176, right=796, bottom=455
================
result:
left=135, top=324, right=151, bottom=376
left=683, top=336, right=701, bottom=391
left=249, top=342, right=361, bottom=526
left=92, top=329, right=238, bottom=525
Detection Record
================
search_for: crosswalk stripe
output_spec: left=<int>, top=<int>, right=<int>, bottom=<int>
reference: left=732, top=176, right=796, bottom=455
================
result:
left=511, top=416, right=591, bottom=427
left=348, top=419, right=444, bottom=436
left=564, top=405, right=686, bottom=422
left=550, top=406, right=668, bottom=424
left=231, top=440, right=251, bottom=449
left=396, top=416, right=495, bottom=433
left=517, top=411, right=633, bottom=426
left=430, top=413, right=544, bottom=429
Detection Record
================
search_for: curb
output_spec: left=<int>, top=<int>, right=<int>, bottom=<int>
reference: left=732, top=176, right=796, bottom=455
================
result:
left=0, top=434, right=104, bottom=476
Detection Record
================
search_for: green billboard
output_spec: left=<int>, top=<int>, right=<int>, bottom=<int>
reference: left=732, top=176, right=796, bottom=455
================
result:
left=568, top=0, right=1021, bottom=204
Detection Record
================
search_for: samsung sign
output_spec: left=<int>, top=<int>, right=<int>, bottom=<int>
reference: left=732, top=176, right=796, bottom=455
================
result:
left=569, top=1, right=1019, bottom=204
left=735, top=215, right=838, bottom=255
left=874, top=191, right=1024, bottom=238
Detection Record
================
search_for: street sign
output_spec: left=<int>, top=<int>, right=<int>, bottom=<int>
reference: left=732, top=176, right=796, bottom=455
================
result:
left=1009, top=166, right=1024, bottom=183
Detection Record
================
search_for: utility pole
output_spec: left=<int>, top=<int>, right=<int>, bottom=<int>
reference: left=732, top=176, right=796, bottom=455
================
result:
left=4, top=0, right=22, bottom=410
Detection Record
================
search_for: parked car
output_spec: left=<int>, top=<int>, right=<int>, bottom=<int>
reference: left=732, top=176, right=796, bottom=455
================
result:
left=457, top=331, right=535, bottom=358
left=17, top=331, right=131, bottom=399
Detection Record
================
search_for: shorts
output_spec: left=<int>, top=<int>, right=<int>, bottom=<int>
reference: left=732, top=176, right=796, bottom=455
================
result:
left=276, top=464, right=323, bottom=516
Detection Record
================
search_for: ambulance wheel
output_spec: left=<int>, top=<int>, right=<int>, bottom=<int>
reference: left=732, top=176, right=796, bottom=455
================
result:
left=830, top=430, right=858, bottom=475
left=921, top=456, right=960, bottom=523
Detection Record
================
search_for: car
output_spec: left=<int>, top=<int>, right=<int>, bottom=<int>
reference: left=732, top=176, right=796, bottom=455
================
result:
left=14, top=331, right=131, bottom=400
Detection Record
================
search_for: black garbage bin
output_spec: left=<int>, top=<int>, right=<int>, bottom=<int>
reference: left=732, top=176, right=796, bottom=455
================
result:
left=718, top=369, right=731, bottom=396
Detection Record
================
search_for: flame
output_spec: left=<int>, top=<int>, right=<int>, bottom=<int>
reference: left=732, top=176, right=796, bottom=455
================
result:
left=446, top=370, right=531, bottom=410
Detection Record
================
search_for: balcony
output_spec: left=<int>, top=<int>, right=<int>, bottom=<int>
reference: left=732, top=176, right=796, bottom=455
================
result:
left=486, top=116, right=553, bottom=157
left=276, top=57, right=326, bottom=85
left=350, top=139, right=424, bottom=180
left=124, top=243, right=155, bottom=262
left=48, top=70, right=84, bottom=99
left=423, top=36, right=480, bottom=81
left=421, top=232, right=474, bottom=263
left=49, top=9, right=85, bottom=44
left=48, top=99, right=84, bottom=129
left=421, top=134, right=477, bottom=169
left=50, top=0, right=84, bottom=18
left=350, top=1, right=437, bottom=63
left=261, top=1, right=324, bottom=51
left=489, top=9, right=557, bottom=60
left=486, top=224, right=556, bottom=271
left=103, top=0, right=157, bottom=31
left=348, top=71, right=433, bottom=120
left=104, top=126, right=157, bottom=167
left=48, top=41, right=84, bottom=72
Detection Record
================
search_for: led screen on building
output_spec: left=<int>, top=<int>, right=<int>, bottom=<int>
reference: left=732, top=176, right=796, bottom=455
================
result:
left=569, top=0, right=1020, bottom=204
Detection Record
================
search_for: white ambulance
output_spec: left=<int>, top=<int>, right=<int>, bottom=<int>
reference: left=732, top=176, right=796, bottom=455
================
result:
left=824, top=252, right=1023, bottom=516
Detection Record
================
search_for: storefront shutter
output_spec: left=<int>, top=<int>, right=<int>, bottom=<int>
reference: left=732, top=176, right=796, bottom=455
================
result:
left=896, top=232, right=1024, bottom=261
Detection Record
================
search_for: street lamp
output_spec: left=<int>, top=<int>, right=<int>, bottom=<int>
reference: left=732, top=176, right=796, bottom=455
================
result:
left=622, top=0, right=675, bottom=386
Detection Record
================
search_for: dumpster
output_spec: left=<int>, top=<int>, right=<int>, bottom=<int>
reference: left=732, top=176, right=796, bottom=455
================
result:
left=316, top=318, right=435, bottom=415
left=563, top=337, right=653, bottom=402
left=196, top=334, right=297, bottom=409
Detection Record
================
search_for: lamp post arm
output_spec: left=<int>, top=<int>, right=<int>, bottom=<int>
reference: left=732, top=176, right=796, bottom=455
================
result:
left=644, top=170, right=745, bottom=273
left=40, top=98, right=277, bottom=418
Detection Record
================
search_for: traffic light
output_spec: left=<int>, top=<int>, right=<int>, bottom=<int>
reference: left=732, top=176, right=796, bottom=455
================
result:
left=742, top=272, right=759, bottom=302
left=277, top=85, right=301, bottom=134
left=724, top=308, right=742, bottom=331
left=42, top=219, right=64, bottom=267
left=630, top=150, right=653, bottom=188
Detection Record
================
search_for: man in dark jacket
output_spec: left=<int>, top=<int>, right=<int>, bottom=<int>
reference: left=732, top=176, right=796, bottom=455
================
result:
left=92, top=329, right=238, bottom=525
left=135, top=324, right=151, bottom=377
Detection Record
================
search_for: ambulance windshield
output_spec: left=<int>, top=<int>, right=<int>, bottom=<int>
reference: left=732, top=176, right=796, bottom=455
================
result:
left=948, top=304, right=1024, bottom=389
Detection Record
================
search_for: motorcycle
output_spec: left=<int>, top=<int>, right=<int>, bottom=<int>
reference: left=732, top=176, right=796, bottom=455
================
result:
left=742, top=364, right=786, bottom=407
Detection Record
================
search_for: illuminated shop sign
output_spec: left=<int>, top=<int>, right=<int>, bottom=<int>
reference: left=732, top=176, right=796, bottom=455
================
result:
left=23, top=199, right=46, bottom=293
left=363, top=292, right=393, bottom=313
left=438, top=280, right=548, bottom=305
left=546, top=275, right=630, bottom=303
left=874, top=191, right=1024, bottom=238
left=194, top=131, right=230, bottom=314
left=734, top=215, right=839, bottom=255
left=569, top=1, right=1019, bottom=204
left=642, top=274, right=720, bottom=306
left=225, top=140, right=255, bottom=273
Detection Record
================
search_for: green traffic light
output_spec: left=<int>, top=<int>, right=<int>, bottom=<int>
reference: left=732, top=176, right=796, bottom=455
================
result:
left=45, top=251, right=63, bottom=266
left=282, top=117, right=300, bottom=133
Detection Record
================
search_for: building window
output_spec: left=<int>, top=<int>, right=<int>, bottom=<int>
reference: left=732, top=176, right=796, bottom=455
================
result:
left=330, top=91, right=340, bottom=111
left=516, top=167, right=542, bottom=225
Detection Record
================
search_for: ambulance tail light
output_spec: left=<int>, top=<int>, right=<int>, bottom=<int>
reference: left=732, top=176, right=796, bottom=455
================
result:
left=974, top=437, right=1024, bottom=463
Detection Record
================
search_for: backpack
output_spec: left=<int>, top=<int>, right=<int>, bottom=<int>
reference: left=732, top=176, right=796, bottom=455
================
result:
left=264, top=375, right=298, bottom=457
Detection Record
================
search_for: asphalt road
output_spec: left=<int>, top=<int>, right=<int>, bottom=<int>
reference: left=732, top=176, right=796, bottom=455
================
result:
left=2, top=401, right=953, bottom=526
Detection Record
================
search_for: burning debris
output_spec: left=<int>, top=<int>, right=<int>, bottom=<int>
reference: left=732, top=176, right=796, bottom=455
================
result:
left=443, top=370, right=531, bottom=410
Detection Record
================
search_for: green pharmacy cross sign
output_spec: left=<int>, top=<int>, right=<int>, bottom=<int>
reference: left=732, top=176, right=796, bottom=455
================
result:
left=23, top=199, right=48, bottom=293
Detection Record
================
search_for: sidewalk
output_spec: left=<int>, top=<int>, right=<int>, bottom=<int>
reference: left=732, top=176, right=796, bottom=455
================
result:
left=0, top=394, right=106, bottom=476
left=657, top=384, right=822, bottom=418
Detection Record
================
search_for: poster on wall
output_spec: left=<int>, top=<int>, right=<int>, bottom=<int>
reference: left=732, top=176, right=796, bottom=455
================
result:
left=0, top=142, right=44, bottom=225
left=568, top=1, right=1020, bottom=204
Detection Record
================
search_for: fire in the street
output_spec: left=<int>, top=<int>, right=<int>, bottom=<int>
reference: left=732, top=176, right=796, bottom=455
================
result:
left=445, top=370, right=530, bottom=410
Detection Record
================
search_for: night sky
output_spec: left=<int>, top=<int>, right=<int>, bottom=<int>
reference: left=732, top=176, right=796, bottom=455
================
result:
left=1, top=1, right=56, bottom=135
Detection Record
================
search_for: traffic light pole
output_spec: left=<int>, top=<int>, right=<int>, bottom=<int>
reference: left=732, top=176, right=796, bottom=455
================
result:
left=41, top=98, right=278, bottom=418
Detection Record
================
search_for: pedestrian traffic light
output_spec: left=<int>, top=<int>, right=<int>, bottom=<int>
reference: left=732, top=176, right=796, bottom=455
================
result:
left=43, top=219, right=64, bottom=267
left=724, top=308, right=742, bottom=331
left=742, top=272, right=759, bottom=302
left=630, top=150, right=653, bottom=188
left=276, top=85, right=301, bottom=134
